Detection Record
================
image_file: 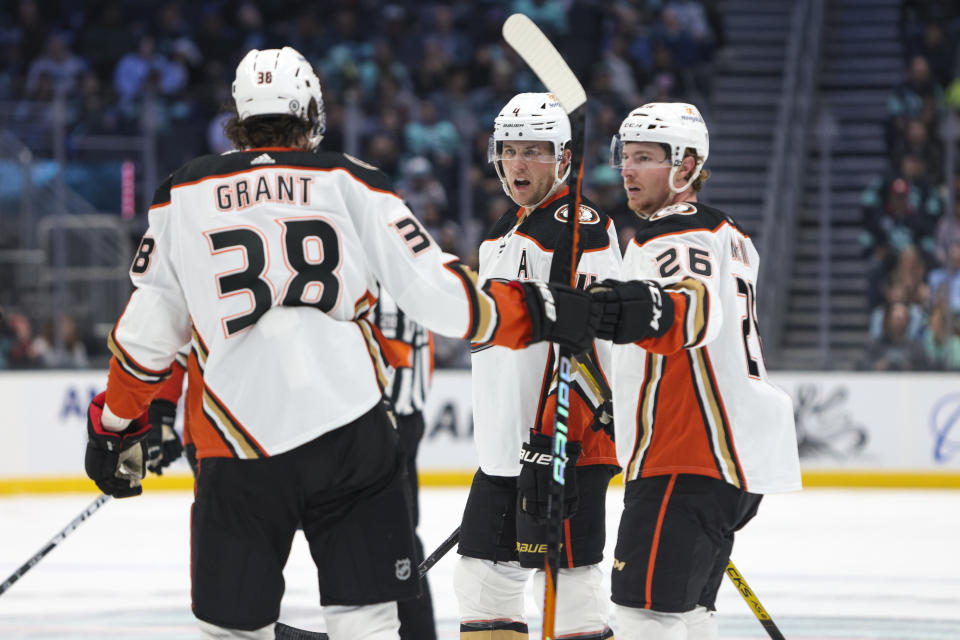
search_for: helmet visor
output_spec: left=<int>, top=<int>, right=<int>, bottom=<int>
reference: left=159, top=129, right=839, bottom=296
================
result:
left=488, top=137, right=560, bottom=164
left=609, top=134, right=674, bottom=169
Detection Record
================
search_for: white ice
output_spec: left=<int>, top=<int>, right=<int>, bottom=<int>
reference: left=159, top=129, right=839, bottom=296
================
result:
left=1, top=487, right=958, bottom=639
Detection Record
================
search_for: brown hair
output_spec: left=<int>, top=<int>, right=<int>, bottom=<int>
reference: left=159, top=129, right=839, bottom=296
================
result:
left=683, top=147, right=710, bottom=192
left=661, top=144, right=710, bottom=192
left=223, top=99, right=319, bottom=150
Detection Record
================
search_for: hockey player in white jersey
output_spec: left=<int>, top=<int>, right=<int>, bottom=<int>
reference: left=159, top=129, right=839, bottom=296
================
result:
left=82, top=48, right=601, bottom=640
left=454, top=93, right=622, bottom=639
left=587, top=103, right=802, bottom=639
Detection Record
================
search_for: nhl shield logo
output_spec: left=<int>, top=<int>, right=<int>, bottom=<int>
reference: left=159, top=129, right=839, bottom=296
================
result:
left=395, top=558, right=412, bottom=581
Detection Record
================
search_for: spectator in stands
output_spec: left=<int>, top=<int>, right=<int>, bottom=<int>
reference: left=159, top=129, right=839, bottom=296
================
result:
left=511, top=0, right=569, bottom=39
left=76, top=2, right=132, bottom=81
left=922, top=302, right=960, bottom=370
left=397, top=156, right=448, bottom=220
left=904, top=22, right=956, bottom=89
left=25, top=33, right=87, bottom=97
left=424, top=5, right=471, bottom=69
left=861, top=177, right=937, bottom=306
left=0, top=0, right=716, bottom=362
left=890, top=118, right=943, bottom=185
left=935, top=197, right=960, bottom=266
left=32, top=315, right=89, bottom=369
left=868, top=280, right=927, bottom=343
left=602, top=34, right=644, bottom=109
left=70, top=70, right=120, bottom=137
left=113, top=34, right=174, bottom=105
left=0, top=311, right=40, bottom=369
left=12, top=0, right=48, bottom=68
left=861, top=301, right=928, bottom=371
left=928, top=242, right=960, bottom=315
left=666, top=0, right=717, bottom=61
left=886, top=55, right=944, bottom=150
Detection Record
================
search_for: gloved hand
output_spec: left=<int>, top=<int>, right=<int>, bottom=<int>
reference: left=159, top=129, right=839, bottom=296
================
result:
left=518, top=281, right=600, bottom=354
left=588, top=279, right=674, bottom=344
left=590, top=399, right=615, bottom=441
left=145, top=399, right=183, bottom=475
left=518, top=431, right=581, bottom=522
left=85, top=392, right=151, bottom=498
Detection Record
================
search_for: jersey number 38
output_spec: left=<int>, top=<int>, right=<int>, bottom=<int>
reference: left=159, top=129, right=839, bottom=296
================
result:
left=205, top=218, right=341, bottom=337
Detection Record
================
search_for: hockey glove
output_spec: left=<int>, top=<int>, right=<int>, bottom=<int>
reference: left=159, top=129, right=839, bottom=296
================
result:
left=591, top=399, right=615, bottom=442
left=85, top=392, right=151, bottom=498
left=519, top=281, right=600, bottom=354
left=588, top=279, right=674, bottom=344
left=518, top=431, right=581, bottom=522
left=145, top=399, right=183, bottom=475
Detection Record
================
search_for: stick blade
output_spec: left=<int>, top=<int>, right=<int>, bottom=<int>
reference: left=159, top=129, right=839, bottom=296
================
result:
left=502, top=13, right=586, bottom=115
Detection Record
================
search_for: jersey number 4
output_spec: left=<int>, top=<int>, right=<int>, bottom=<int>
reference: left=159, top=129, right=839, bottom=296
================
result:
left=206, top=219, right=341, bottom=337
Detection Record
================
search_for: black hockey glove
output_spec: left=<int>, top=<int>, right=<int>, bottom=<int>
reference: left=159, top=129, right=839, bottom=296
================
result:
left=520, top=281, right=600, bottom=354
left=518, top=431, right=581, bottom=522
left=145, top=399, right=183, bottom=475
left=85, top=392, right=151, bottom=498
left=588, top=279, right=674, bottom=344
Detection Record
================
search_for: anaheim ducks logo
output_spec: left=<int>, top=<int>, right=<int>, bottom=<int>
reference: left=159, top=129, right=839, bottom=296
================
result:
left=650, top=202, right=697, bottom=220
left=553, top=203, right=600, bottom=225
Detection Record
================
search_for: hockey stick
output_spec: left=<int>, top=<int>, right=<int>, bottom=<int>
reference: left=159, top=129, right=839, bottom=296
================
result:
left=418, top=525, right=460, bottom=578
left=725, top=561, right=787, bottom=640
left=502, top=13, right=587, bottom=640
left=0, top=493, right=112, bottom=596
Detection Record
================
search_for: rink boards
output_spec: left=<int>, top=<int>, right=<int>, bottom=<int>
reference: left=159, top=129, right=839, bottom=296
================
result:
left=1, top=369, right=958, bottom=491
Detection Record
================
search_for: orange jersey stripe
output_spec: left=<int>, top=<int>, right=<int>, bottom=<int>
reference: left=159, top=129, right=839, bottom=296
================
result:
left=645, top=473, right=677, bottom=608
left=105, top=358, right=162, bottom=420
left=639, top=352, right=724, bottom=481
left=153, top=360, right=186, bottom=405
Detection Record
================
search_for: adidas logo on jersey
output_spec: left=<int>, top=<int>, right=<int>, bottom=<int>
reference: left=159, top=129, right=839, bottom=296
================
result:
left=250, top=153, right=276, bottom=165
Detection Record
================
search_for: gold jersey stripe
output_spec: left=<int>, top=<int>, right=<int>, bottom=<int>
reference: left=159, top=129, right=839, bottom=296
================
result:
left=202, top=388, right=261, bottom=459
left=627, top=353, right=663, bottom=480
left=667, top=278, right=708, bottom=347
left=690, top=348, right=741, bottom=488
left=355, top=318, right=390, bottom=391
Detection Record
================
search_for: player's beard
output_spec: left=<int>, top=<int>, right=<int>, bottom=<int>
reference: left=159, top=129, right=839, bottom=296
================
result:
left=625, top=183, right=670, bottom=219
left=508, top=170, right=554, bottom=208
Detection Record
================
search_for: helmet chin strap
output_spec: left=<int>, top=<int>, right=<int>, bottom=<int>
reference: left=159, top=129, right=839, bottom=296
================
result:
left=526, top=162, right=571, bottom=210
left=667, top=162, right=703, bottom=194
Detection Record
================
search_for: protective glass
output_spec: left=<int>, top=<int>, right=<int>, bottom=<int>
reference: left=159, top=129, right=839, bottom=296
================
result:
left=609, top=134, right=674, bottom=169
left=488, top=137, right=559, bottom=164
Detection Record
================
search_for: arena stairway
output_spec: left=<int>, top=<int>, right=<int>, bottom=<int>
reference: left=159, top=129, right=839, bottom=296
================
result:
left=699, top=0, right=795, bottom=240
left=779, top=0, right=903, bottom=370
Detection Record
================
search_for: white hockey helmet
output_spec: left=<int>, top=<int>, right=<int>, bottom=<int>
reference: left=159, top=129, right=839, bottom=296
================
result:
left=488, top=92, right=571, bottom=205
left=232, top=46, right=325, bottom=148
left=611, top=102, right=709, bottom=193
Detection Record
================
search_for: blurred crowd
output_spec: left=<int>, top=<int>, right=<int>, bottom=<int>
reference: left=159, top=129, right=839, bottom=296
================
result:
left=858, top=0, right=960, bottom=371
left=0, top=0, right=722, bottom=368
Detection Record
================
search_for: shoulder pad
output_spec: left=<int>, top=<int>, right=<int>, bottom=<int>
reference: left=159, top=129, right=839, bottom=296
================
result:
left=170, top=150, right=396, bottom=194
left=518, top=194, right=612, bottom=251
left=483, top=206, right=524, bottom=241
left=151, top=174, right=174, bottom=208
left=634, top=201, right=748, bottom=245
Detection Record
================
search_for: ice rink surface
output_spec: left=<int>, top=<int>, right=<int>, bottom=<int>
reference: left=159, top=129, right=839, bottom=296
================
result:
left=1, top=486, right=959, bottom=639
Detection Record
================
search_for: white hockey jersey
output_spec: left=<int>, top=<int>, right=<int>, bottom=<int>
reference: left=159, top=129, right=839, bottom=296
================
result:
left=471, top=188, right=622, bottom=477
left=106, top=148, right=533, bottom=459
left=611, top=201, right=801, bottom=494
